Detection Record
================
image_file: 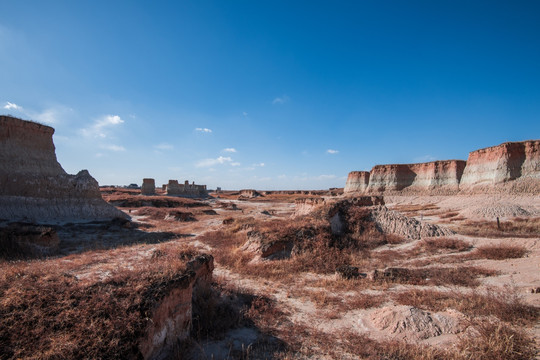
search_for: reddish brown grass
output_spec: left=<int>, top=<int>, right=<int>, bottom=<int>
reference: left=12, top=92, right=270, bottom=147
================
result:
left=473, top=244, right=528, bottom=260
left=456, top=217, right=540, bottom=238
left=0, top=243, right=201, bottom=359
left=393, top=287, right=538, bottom=325
left=419, top=237, right=472, bottom=253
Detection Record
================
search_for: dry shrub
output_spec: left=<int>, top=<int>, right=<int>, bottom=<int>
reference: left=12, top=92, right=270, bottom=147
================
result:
left=376, top=266, right=496, bottom=287
left=420, top=237, right=472, bottom=253
left=0, top=244, right=201, bottom=359
left=456, top=217, right=540, bottom=238
left=474, top=244, right=527, bottom=260
left=456, top=320, right=537, bottom=360
left=393, top=287, right=538, bottom=325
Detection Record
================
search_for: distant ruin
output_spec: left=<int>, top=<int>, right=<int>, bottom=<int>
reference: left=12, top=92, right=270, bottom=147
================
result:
left=141, top=178, right=156, bottom=195
left=165, top=179, right=208, bottom=198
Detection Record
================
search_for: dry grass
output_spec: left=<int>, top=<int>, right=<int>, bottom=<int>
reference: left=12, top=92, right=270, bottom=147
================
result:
left=393, top=287, right=538, bottom=325
left=419, top=237, right=472, bottom=253
left=455, top=217, right=540, bottom=238
left=473, top=244, right=528, bottom=260
left=0, top=243, right=202, bottom=359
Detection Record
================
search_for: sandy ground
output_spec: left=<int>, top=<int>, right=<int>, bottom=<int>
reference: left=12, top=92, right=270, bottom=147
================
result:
left=114, top=192, right=538, bottom=358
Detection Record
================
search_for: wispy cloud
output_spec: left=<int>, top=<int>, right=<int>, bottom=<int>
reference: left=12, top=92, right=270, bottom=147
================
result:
left=223, top=148, right=237, bottom=153
left=195, top=127, right=212, bottom=133
left=253, top=162, right=265, bottom=167
left=326, top=149, right=339, bottom=154
left=3, top=101, right=22, bottom=110
left=196, top=156, right=233, bottom=167
left=414, top=155, right=437, bottom=163
left=231, top=162, right=241, bottom=166
left=242, top=112, right=248, bottom=117
left=272, top=95, right=290, bottom=105
left=155, top=143, right=174, bottom=150
left=80, top=114, right=124, bottom=138
left=101, top=144, right=126, bottom=152
left=317, top=174, right=337, bottom=180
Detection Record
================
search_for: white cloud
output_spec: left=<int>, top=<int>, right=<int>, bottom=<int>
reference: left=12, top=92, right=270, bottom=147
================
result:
left=272, top=95, right=290, bottom=105
left=196, top=156, right=233, bottom=168
left=414, top=155, right=437, bottom=163
left=80, top=114, right=124, bottom=138
left=4, top=102, right=22, bottom=110
left=253, top=162, right=265, bottom=167
left=231, top=162, right=241, bottom=167
left=223, top=148, right=237, bottom=153
left=326, top=149, right=339, bottom=154
left=195, top=127, right=212, bottom=133
left=101, top=144, right=126, bottom=152
left=317, top=174, right=337, bottom=180
left=155, top=143, right=174, bottom=150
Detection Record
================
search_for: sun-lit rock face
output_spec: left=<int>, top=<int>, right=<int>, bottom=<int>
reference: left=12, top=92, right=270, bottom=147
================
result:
left=141, top=178, right=156, bottom=195
left=460, top=140, right=540, bottom=189
left=346, top=140, right=539, bottom=194
left=0, top=115, right=128, bottom=223
left=364, top=160, right=465, bottom=194
left=344, top=171, right=370, bottom=193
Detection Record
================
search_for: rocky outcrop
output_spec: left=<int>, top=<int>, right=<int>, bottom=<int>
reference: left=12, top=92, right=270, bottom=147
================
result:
left=0, top=115, right=127, bottom=223
left=365, top=160, right=465, bottom=194
left=460, top=140, right=540, bottom=191
left=346, top=140, right=538, bottom=194
left=370, top=206, right=454, bottom=239
left=141, top=178, right=156, bottom=195
left=294, top=196, right=384, bottom=217
left=344, top=171, right=370, bottom=193
left=140, top=254, right=214, bottom=360
left=238, top=189, right=262, bottom=199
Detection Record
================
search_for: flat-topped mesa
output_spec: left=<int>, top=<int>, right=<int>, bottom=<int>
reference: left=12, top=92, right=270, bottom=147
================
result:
left=365, top=160, right=466, bottom=194
left=0, top=115, right=64, bottom=176
left=141, top=178, right=156, bottom=195
left=166, top=179, right=208, bottom=198
left=460, top=140, right=540, bottom=191
left=344, top=171, right=370, bottom=193
left=0, top=115, right=128, bottom=223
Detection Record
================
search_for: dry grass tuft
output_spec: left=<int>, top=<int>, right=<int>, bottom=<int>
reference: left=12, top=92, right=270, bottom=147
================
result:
left=455, top=217, right=540, bottom=238
left=473, top=244, right=528, bottom=260
left=393, top=287, right=538, bottom=325
left=419, top=237, right=472, bottom=253
left=0, top=244, right=202, bottom=359
left=456, top=320, right=537, bottom=360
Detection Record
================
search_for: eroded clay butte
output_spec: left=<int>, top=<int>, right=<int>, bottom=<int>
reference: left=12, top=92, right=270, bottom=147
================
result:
left=460, top=140, right=540, bottom=190
left=345, top=140, right=539, bottom=194
left=344, top=171, right=370, bottom=193
left=366, top=160, right=466, bottom=194
left=0, top=115, right=127, bottom=223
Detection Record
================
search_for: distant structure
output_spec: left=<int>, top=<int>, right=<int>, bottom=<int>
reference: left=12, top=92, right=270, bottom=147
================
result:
left=166, top=179, right=208, bottom=198
left=141, top=178, right=156, bottom=195
left=215, top=187, right=222, bottom=193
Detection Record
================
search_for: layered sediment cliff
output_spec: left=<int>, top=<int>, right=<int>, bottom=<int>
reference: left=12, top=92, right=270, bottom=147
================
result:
left=0, top=115, right=127, bottom=222
left=345, top=140, right=538, bottom=195
left=344, top=171, right=370, bottom=193
left=460, top=140, right=540, bottom=190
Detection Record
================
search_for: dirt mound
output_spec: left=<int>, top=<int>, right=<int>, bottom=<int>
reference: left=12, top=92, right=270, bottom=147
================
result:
left=370, top=206, right=454, bottom=239
left=370, top=305, right=464, bottom=340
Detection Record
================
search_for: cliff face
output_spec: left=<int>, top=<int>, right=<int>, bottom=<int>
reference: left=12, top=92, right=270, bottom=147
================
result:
left=345, top=140, right=538, bottom=195
left=364, top=160, right=465, bottom=194
left=344, top=171, right=370, bottom=193
left=460, top=140, right=540, bottom=189
left=0, top=115, right=127, bottom=223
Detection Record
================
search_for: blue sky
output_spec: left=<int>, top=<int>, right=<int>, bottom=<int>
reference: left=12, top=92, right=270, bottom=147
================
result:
left=1, top=1, right=539, bottom=189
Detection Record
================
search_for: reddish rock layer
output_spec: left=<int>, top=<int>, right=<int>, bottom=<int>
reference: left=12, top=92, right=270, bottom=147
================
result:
left=346, top=140, right=538, bottom=194
left=0, top=115, right=127, bottom=222
left=460, top=140, right=540, bottom=189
